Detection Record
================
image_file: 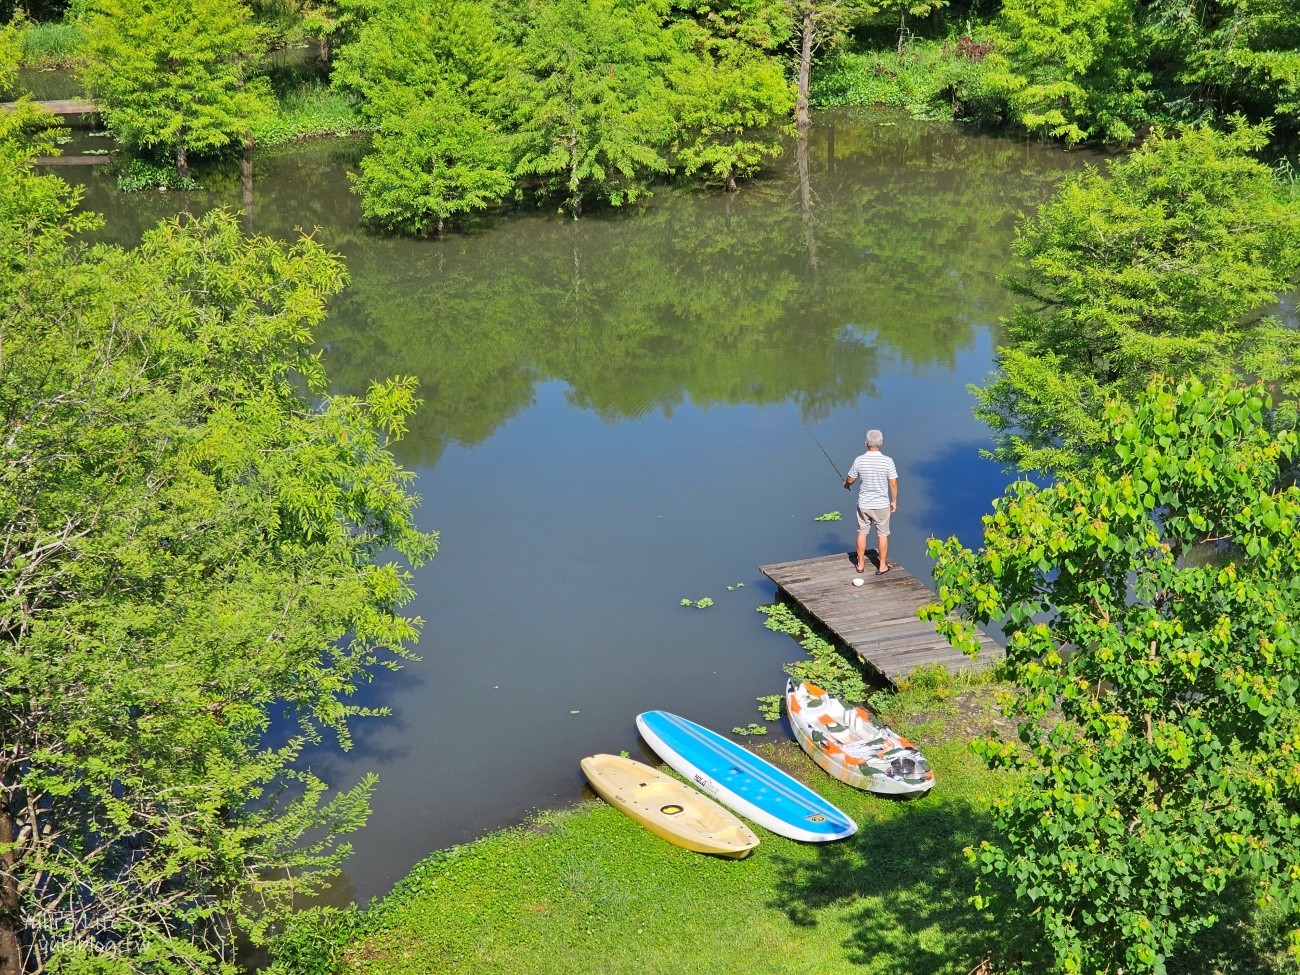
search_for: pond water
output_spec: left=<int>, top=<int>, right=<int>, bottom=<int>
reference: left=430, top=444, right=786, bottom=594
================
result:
left=58, top=109, right=1084, bottom=904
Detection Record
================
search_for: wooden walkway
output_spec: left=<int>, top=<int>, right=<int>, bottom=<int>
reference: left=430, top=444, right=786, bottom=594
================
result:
left=34, top=154, right=111, bottom=166
left=760, top=552, right=1002, bottom=684
left=1, top=98, right=99, bottom=115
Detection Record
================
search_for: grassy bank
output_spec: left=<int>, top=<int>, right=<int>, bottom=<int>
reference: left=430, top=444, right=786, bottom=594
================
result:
left=254, top=86, right=363, bottom=147
left=813, top=37, right=1004, bottom=126
left=18, top=19, right=85, bottom=68
left=270, top=678, right=1012, bottom=975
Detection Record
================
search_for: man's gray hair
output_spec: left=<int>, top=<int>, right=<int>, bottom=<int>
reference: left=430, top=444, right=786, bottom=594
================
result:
left=866, top=429, right=884, bottom=447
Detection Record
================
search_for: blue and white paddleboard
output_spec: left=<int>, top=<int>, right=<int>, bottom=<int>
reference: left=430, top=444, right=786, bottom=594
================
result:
left=636, top=710, right=857, bottom=843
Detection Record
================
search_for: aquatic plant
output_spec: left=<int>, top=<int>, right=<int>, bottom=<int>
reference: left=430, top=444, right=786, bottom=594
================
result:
left=757, top=601, right=868, bottom=708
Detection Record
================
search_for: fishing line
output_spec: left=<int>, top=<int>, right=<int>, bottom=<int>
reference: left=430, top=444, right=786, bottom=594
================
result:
left=801, top=419, right=844, bottom=480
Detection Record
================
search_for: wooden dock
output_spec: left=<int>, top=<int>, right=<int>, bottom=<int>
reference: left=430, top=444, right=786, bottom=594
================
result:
left=1, top=99, right=99, bottom=115
left=34, top=154, right=111, bottom=166
left=760, top=552, right=1002, bottom=684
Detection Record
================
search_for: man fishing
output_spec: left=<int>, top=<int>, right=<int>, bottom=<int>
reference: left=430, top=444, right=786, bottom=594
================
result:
left=842, top=429, right=898, bottom=575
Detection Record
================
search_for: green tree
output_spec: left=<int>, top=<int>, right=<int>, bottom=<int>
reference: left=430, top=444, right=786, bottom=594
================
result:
left=881, top=0, right=949, bottom=55
left=350, top=86, right=514, bottom=233
left=667, top=31, right=794, bottom=191
left=785, top=0, right=878, bottom=127
left=249, top=0, right=360, bottom=62
left=0, top=123, right=435, bottom=971
left=1146, top=0, right=1300, bottom=127
left=510, top=0, right=677, bottom=216
left=81, top=0, right=275, bottom=179
left=975, top=122, right=1300, bottom=474
left=983, top=0, right=1150, bottom=143
left=288, top=0, right=349, bottom=62
left=331, top=0, right=514, bottom=230
left=330, top=0, right=508, bottom=121
left=0, top=16, right=20, bottom=95
left=0, top=94, right=95, bottom=365
left=924, top=377, right=1300, bottom=974
left=670, top=0, right=790, bottom=50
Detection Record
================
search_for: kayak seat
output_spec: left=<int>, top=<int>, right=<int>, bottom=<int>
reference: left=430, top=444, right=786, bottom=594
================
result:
left=827, top=727, right=869, bottom=744
left=834, top=730, right=889, bottom=752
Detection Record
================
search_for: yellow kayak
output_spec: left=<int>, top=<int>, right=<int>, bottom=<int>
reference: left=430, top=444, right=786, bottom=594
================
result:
left=580, top=753, right=760, bottom=858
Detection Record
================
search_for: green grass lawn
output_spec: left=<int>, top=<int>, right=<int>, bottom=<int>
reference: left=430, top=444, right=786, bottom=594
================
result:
left=317, top=687, right=1009, bottom=975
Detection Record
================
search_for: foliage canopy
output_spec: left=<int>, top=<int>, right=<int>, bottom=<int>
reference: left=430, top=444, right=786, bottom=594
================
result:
left=0, top=17, right=19, bottom=95
left=81, top=0, right=275, bottom=177
left=509, top=0, right=678, bottom=214
left=925, top=376, right=1300, bottom=974
left=330, top=0, right=796, bottom=227
left=668, top=30, right=795, bottom=191
left=975, top=121, right=1300, bottom=474
left=1145, top=0, right=1300, bottom=128
left=0, top=114, right=435, bottom=972
left=982, top=0, right=1149, bottom=143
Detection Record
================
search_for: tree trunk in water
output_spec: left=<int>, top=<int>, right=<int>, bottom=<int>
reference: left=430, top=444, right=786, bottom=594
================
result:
left=795, top=127, right=818, bottom=275
left=725, top=169, right=737, bottom=193
left=796, top=10, right=814, bottom=130
left=0, top=804, right=25, bottom=975
left=176, top=143, right=189, bottom=182
left=241, top=132, right=254, bottom=231
left=568, top=135, right=582, bottom=218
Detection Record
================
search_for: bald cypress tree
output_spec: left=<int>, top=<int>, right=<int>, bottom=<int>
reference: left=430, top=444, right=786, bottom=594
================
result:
left=82, top=0, right=274, bottom=179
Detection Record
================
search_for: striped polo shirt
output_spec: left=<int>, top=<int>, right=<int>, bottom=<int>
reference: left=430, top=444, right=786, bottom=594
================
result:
left=848, top=450, right=897, bottom=509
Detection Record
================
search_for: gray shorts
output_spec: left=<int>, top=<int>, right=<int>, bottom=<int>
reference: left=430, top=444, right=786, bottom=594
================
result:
left=856, top=506, right=891, bottom=536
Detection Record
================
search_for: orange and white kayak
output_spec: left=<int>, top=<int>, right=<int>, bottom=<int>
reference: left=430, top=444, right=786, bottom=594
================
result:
left=580, top=753, right=760, bottom=858
left=785, top=679, right=935, bottom=796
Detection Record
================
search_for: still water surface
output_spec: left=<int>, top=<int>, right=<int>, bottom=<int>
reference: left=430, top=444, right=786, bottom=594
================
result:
left=62, top=110, right=1083, bottom=904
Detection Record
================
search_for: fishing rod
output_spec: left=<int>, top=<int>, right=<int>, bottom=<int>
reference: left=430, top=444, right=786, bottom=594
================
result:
left=801, top=419, right=845, bottom=480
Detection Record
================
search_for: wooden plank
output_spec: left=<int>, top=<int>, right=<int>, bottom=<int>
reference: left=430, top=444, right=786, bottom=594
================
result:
left=1, top=98, right=99, bottom=114
left=34, top=155, right=112, bottom=166
left=760, top=551, right=1002, bottom=684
